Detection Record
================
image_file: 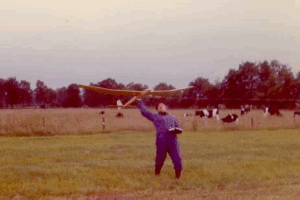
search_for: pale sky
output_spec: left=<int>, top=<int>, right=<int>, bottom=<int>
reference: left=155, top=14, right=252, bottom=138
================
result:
left=0, top=0, right=299, bottom=90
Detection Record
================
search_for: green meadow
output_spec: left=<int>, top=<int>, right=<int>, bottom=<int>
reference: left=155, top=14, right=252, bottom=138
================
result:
left=1, top=129, right=300, bottom=199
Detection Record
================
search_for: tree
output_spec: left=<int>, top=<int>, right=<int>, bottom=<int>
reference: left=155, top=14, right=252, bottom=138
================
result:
left=221, top=62, right=261, bottom=99
left=83, top=83, right=99, bottom=107
left=0, top=78, right=5, bottom=108
left=258, top=60, right=276, bottom=98
left=153, top=82, right=174, bottom=91
left=187, top=77, right=212, bottom=99
left=236, top=62, right=261, bottom=98
left=34, top=80, right=49, bottom=106
left=56, top=87, right=68, bottom=107
left=4, top=77, right=20, bottom=108
left=276, top=64, right=296, bottom=99
left=19, top=80, right=33, bottom=106
left=34, top=80, right=57, bottom=107
left=219, top=59, right=296, bottom=108
left=63, top=84, right=82, bottom=108
left=206, top=79, right=222, bottom=98
left=221, top=69, right=239, bottom=99
left=260, top=60, right=296, bottom=100
left=178, top=77, right=215, bottom=108
left=294, top=71, right=300, bottom=100
left=47, top=88, right=57, bottom=107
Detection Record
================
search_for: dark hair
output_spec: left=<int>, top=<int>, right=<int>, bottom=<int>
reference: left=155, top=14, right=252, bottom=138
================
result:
left=156, top=103, right=166, bottom=110
left=155, top=103, right=160, bottom=110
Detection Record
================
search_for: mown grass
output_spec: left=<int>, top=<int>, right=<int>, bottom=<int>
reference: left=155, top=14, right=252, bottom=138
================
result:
left=1, top=129, right=300, bottom=199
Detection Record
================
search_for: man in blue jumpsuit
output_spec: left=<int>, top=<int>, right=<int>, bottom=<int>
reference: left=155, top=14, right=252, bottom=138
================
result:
left=137, top=99, right=183, bottom=179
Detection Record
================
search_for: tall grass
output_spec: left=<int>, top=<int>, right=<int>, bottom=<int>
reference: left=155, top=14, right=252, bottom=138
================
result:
left=0, top=108, right=298, bottom=136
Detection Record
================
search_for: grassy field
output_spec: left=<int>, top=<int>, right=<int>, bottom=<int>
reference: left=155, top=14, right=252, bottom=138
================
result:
left=0, top=108, right=299, bottom=136
left=1, top=129, right=300, bottom=199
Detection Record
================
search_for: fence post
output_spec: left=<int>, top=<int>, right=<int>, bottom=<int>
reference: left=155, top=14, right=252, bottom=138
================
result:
left=102, top=117, right=105, bottom=131
left=251, top=117, right=254, bottom=128
left=43, top=117, right=45, bottom=129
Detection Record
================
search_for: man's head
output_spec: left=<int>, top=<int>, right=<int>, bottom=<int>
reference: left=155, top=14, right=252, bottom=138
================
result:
left=156, top=103, right=167, bottom=113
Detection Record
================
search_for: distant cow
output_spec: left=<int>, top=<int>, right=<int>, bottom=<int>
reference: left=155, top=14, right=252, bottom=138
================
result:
left=241, top=107, right=245, bottom=115
left=241, top=105, right=250, bottom=116
left=116, top=112, right=124, bottom=118
left=99, top=111, right=105, bottom=115
left=221, top=114, right=239, bottom=124
left=294, top=111, right=300, bottom=117
left=263, top=107, right=283, bottom=117
left=195, top=109, right=220, bottom=120
left=183, top=113, right=192, bottom=118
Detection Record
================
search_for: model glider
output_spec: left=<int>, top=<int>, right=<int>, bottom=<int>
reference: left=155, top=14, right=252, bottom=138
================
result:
left=77, top=84, right=193, bottom=108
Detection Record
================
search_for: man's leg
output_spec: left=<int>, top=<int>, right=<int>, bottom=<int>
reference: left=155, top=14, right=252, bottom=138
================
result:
left=168, top=141, right=183, bottom=179
left=155, top=144, right=167, bottom=176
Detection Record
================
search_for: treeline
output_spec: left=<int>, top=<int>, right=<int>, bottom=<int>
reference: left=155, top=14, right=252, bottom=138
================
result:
left=1, top=60, right=300, bottom=109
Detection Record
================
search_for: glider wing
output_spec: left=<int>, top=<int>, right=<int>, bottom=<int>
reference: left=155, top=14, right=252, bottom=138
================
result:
left=149, top=86, right=193, bottom=96
left=77, top=84, right=142, bottom=96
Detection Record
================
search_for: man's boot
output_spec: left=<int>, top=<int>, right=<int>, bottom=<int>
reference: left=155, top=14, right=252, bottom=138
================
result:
left=155, top=165, right=163, bottom=176
left=175, top=170, right=181, bottom=179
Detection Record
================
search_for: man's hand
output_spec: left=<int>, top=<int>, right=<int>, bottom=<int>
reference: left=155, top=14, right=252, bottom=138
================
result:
left=124, top=88, right=153, bottom=107
left=140, top=89, right=152, bottom=95
left=137, top=89, right=152, bottom=100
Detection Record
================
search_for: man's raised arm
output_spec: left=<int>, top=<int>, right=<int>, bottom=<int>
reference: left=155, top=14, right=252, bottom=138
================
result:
left=137, top=99, right=155, bottom=122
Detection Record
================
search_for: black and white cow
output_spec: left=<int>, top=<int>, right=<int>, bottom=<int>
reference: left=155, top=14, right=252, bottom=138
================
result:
left=195, top=109, right=220, bottom=120
left=241, top=105, right=250, bottom=116
left=221, top=114, right=239, bottom=124
left=263, top=106, right=283, bottom=117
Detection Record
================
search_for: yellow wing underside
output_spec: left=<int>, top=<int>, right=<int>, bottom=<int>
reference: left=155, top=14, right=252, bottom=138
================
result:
left=77, top=84, right=193, bottom=96
left=77, top=84, right=141, bottom=96
left=107, top=105, right=136, bottom=109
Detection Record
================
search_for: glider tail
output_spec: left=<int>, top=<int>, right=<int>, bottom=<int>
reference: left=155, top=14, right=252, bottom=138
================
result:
left=117, top=100, right=123, bottom=109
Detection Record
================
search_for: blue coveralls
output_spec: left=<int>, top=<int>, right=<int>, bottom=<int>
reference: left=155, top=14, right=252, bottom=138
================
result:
left=137, top=100, right=183, bottom=172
